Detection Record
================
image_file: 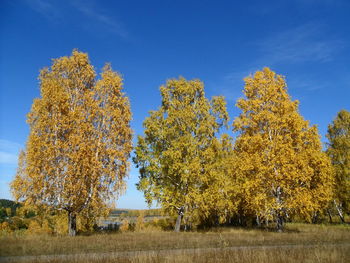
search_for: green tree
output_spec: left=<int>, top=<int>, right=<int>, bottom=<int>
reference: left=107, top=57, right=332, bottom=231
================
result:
left=5, top=208, right=12, bottom=217
left=11, top=50, right=133, bottom=236
left=133, top=77, right=230, bottom=231
left=233, top=68, right=334, bottom=231
left=326, top=109, right=350, bottom=223
left=0, top=208, right=6, bottom=222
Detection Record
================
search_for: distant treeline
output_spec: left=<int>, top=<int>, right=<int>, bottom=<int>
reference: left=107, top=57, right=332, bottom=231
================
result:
left=0, top=199, right=21, bottom=221
left=110, top=209, right=163, bottom=217
left=0, top=199, right=171, bottom=234
left=0, top=200, right=163, bottom=221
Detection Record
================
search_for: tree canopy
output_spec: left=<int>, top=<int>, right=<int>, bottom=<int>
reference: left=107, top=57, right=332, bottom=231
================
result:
left=232, top=68, right=334, bottom=231
left=326, top=109, right=350, bottom=221
left=11, top=50, right=133, bottom=235
left=7, top=53, right=343, bottom=234
left=133, top=77, right=232, bottom=231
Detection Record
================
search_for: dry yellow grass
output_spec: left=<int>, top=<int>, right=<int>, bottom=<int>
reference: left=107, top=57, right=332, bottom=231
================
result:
left=0, top=223, right=349, bottom=262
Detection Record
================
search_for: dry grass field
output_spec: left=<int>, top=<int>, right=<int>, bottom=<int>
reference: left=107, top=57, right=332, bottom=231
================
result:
left=0, top=223, right=349, bottom=262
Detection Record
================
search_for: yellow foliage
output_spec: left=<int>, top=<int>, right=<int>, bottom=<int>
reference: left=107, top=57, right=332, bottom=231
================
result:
left=233, top=68, right=334, bottom=230
left=27, top=220, right=41, bottom=234
left=11, top=50, right=133, bottom=236
left=0, top=222, right=11, bottom=233
left=52, top=213, right=68, bottom=235
left=134, top=77, right=233, bottom=230
left=326, top=110, right=350, bottom=215
left=119, top=219, right=129, bottom=232
left=135, top=212, right=145, bottom=232
left=26, top=218, right=52, bottom=235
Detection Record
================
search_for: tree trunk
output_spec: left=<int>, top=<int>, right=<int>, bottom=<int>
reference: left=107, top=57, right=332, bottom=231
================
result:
left=276, top=213, right=284, bottom=232
left=256, top=215, right=261, bottom=227
left=327, top=209, right=333, bottom=223
left=174, top=207, right=184, bottom=232
left=334, top=200, right=345, bottom=223
left=275, top=186, right=284, bottom=232
left=68, top=211, right=77, bottom=236
left=312, top=211, right=319, bottom=224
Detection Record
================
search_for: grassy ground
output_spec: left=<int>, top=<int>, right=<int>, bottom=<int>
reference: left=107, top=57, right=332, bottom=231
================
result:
left=0, top=223, right=349, bottom=262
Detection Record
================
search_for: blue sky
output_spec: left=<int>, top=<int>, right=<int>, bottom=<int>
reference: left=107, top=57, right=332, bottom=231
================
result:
left=0, top=0, right=349, bottom=209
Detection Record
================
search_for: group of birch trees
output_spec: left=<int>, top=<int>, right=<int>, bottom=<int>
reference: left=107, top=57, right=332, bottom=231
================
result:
left=11, top=51, right=349, bottom=235
left=134, top=68, right=346, bottom=232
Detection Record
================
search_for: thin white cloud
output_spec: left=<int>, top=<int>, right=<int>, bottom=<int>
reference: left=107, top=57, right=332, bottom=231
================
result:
left=0, top=139, right=21, bottom=166
left=0, top=152, right=18, bottom=165
left=25, top=0, right=128, bottom=39
left=219, top=22, right=344, bottom=99
left=0, top=179, right=12, bottom=199
left=221, top=66, right=329, bottom=100
left=287, top=76, right=328, bottom=92
left=71, top=0, right=128, bottom=39
left=25, top=0, right=61, bottom=21
left=214, top=67, right=262, bottom=103
left=252, top=0, right=346, bottom=16
left=0, top=139, right=22, bottom=152
left=258, top=23, right=343, bottom=65
left=224, top=68, right=259, bottom=84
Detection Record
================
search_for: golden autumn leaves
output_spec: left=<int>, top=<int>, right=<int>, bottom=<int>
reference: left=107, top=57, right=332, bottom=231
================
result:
left=134, top=68, right=335, bottom=231
left=11, top=50, right=345, bottom=234
left=12, top=50, right=132, bottom=236
left=326, top=110, right=350, bottom=223
left=232, top=69, right=333, bottom=231
left=133, top=78, right=232, bottom=231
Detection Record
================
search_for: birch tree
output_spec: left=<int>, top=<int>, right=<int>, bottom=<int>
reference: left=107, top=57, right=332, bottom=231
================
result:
left=326, top=109, right=350, bottom=223
left=233, top=68, right=334, bottom=231
left=133, top=77, right=229, bottom=231
left=11, top=50, right=132, bottom=236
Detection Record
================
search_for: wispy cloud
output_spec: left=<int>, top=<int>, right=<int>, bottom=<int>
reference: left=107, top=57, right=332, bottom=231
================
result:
left=287, top=76, right=328, bottom=92
left=0, top=152, right=18, bottom=165
left=224, top=68, right=261, bottom=84
left=221, top=65, right=329, bottom=101
left=212, top=67, right=263, bottom=103
left=0, top=139, right=22, bottom=166
left=0, top=179, right=12, bottom=199
left=218, top=22, right=344, bottom=99
left=71, top=0, right=128, bottom=39
left=25, top=0, right=128, bottom=39
left=252, top=0, right=347, bottom=16
left=258, top=23, right=343, bottom=65
left=24, top=0, right=61, bottom=21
